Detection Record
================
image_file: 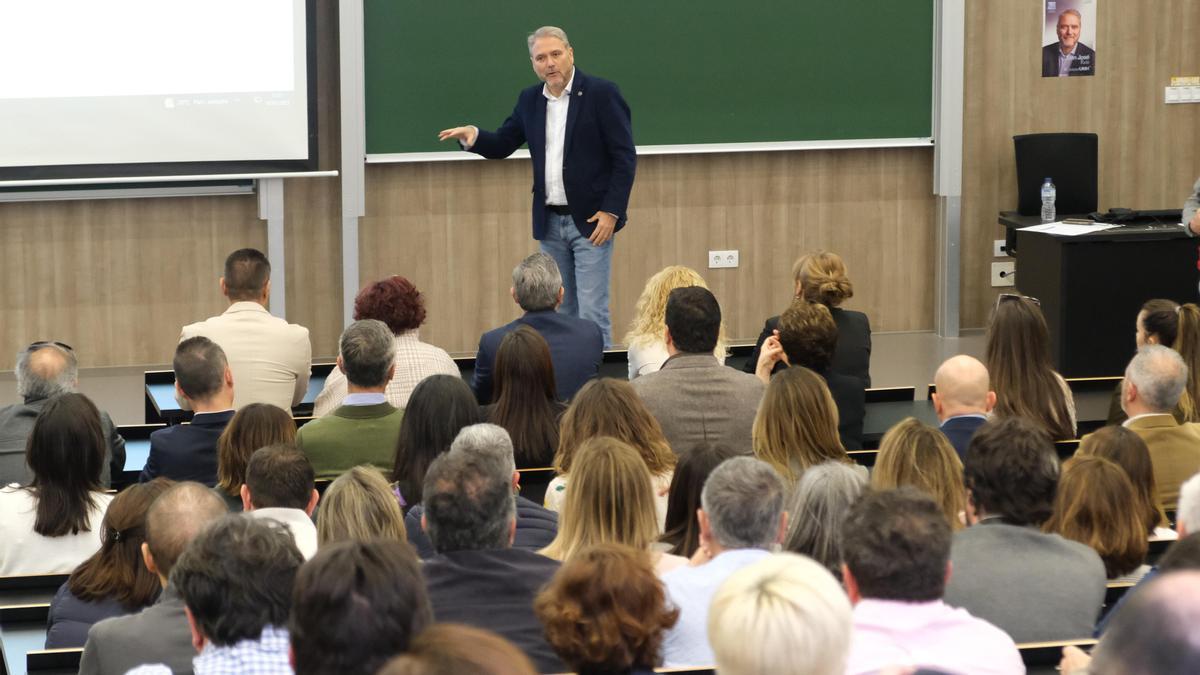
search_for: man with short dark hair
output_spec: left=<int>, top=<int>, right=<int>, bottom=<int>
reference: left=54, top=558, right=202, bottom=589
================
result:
left=632, top=287, right=764, bottom=454
left=470, top=252, right=603, bottom=404
left=242, top=444, right=319, bottom=559
left=140, top=337, right=234, bottom=486
left=420, top=448, right=563, bottom=672
left=297, top=319, right=403, bottom=479
left=289, top=540, right=432, bottom=675
left=661, top=456, right=787, bottom=666
left=80, top=482, right=229, bottom=675
left=0, top=341, right=125, bottom=486
left=943, top=417, right=1106, bottom=643
left=842, top=488, right=1022, bottom=674
left=180, top=248, right=311, bottom=411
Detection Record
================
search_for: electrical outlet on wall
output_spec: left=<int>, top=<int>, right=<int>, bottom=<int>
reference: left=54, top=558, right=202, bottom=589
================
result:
left=991, top=262, right=1015, bottom=287
left=993, top=239, right=1010, bottom=257
left=708, top=250, right=739, bottom=268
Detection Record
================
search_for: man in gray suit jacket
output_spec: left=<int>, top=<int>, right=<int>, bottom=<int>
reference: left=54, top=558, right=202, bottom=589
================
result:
left=631, top=287, right=764, bottom=455
left=79, top=483, right=228, bottom=675
left=943, top=417, right=1106, bottom=643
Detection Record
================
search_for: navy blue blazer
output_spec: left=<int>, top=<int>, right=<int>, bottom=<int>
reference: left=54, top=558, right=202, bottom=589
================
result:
left=470, top=69, right=636, bottom=241
left=138, top=410, right=235, bottom=486
left=940, top=415, right=987, bottom=462
left=471, top=310, right=603, bottom=405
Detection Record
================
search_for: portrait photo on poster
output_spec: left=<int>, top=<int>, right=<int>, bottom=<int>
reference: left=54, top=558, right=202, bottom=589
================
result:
left=1042, top=0, right=1097, bottom=77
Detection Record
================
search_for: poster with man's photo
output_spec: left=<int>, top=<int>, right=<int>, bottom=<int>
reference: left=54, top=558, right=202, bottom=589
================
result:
left=1042, top=0, right=1097, bottom=77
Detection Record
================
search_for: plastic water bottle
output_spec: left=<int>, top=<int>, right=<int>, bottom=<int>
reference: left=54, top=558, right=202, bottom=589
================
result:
left=1040, top=177, right=1057, bottom=223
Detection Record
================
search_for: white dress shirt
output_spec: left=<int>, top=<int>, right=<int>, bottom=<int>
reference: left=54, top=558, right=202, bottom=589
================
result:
left=542, top=70, right=575, bottom=206
left=246, top=508, right=318, bottom=560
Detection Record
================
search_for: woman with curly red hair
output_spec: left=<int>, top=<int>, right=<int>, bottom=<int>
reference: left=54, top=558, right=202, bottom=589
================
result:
left=314, top=275, right=459, bottom=415
left=534, top=543, right=679, bottom=675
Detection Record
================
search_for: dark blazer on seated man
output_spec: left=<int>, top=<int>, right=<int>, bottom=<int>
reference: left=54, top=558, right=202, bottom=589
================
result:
left=404, top=495, right=557, bottom=560
left=939, top=415, right=987, bottom=462
left=139, top=410, right=234, bottom=486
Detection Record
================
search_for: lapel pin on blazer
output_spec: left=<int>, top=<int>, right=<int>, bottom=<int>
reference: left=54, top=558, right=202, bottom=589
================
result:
left=577, top=90, right=583, bottom=96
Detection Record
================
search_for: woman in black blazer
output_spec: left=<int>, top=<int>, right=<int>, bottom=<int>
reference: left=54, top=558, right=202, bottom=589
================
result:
left=746, top=251, right=871, bottom=387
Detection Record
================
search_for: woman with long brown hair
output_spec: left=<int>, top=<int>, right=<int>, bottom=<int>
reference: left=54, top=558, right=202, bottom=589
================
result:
left=752, top=366, right=856, bottom=484
left=871, top=417, right=966, bottom=530
left=546, top=379, right=676, bottom=526
left=486, top=326, right=565, bottom=469
left=625, top=266, right=728, bottom=378
left=214, top=402, right=296, bottom=510
left=985, top=294, right=1076, bottom=440
left=1107, top=298, right=1200, bottom=424
left=659, top=442, right=739, bottom=558
left=1044, top=456, right=1149, bottom=581
left=1077, top=425, right=1173, bottom=537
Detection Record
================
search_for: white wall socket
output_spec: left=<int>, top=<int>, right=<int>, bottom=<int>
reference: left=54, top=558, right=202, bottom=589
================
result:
left=708, top=250, right=739, bottom=268
left=993, top=239, right=1009, bottom=257
left=991, top=261, right=1015, bottom=287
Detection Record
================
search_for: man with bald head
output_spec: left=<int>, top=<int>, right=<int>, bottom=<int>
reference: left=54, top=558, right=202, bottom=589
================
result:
left=0, top=341, right=125, bottom=486
left=80, top=482, right=228, bottom=675
left=931, top=355, right=995, bottom=461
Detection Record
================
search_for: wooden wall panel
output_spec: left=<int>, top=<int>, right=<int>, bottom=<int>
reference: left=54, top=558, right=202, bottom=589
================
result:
left=360, top=147, right=937, bottom=355
left=961, top=0, right=1200, bottom=328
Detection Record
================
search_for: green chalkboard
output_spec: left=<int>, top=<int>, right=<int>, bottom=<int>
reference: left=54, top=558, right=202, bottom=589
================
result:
left=364, top=1, right=934, bottom=156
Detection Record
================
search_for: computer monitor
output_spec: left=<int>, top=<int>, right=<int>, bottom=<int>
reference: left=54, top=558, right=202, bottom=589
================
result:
left=1014, top=132, right=1098, bottom=217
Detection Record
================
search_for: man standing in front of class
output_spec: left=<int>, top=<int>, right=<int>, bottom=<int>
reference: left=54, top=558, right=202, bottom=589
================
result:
left=439, top=26, right=636, bottom=347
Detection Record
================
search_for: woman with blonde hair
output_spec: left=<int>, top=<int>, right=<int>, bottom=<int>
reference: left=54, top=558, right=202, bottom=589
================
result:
left=316, top=465, right=407, bottom=546
left=546, top=379, right=676, bottom=526
left=747, top=251, right=872, bottom=386
left=214, top=402, right=296, bottom=510
left=541, top=438, right=687, bottom=573
left=871, top=417, right=966, bottom=530
left=1044, top=456, right=1149, bottom=582
left=1107, top=298, right=1200, bottom=425
left=752, top=366, right=856, bottom=484
left=985, top=294, right=1076, bottom=440
left=625, top=266, right=728, bottom=378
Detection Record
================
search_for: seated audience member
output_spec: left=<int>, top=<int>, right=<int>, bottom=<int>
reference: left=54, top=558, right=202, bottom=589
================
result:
left=164, top=516, right=302, bottom=674
left=871, top=417, right=966, bottom=530
left=746, top=250, right=871, bottom=386
left=756, top=298, right=865, bottom=449
left=625, top=265, right=728, bottom=379
left=46, top=480, right=173, bottom=649
left=0, top=393, right=115, bottom=575
left=707, top=552, right=852, bottom=675
left=390, top=374, right=483, bottom=509
left=289, top=540, right=432, bottom=675
left=547, top=378, right=676, bottom=524
left=79, top=482, right=228, bottom=675
left=931, top=354, right=995, bottom=459
left=378, top=624, right=537, bottom=675
left=180, top=248, right=311, bottom=410
left=1114, top=344, right=1200, bottom=510
left=542, top=437, right=686, bottom=573
left=943, top=417, right=1106, bottom=643
left=660, top=442, right=739, bottom=558
left=1045, top=456, right=1149, bottom=581
left=1078, top=425, right=1172, bottom=537
left=315, top=275, right=458, bottom=416
left=536, top=543, right=679, bottom=674
left=297, top=319, right=403, bottom=479
left=783, top=460, right=869, bottom=578
left=632, top=287, right=764, bottom=453
left=1107, top=299, right=1200, bottom=425
left=471, top=252, right=603, bottom=404
left=661, top=457, right=787, bottom=666
left=0, top=341, right=124, bottom=487
left=140, top=337, right=235, bottom=486
left=842, top=488, right=1022, bottom=675
left=986, top=294, right=1076, bottom=439
left=485, top=326, right=566, bottom=469
left=316, top=465, right=406, bottom=546
left=420, top=448, right=564, bottom=672
left=241, top=444, right=319, bottom=559
left=214, top=402, right=296, bottom=511
left=752, top=366, right=857, bottom=485
left=1061, top=571, right=1200, bottom=675
left=405, top=424, right=557, bottom=559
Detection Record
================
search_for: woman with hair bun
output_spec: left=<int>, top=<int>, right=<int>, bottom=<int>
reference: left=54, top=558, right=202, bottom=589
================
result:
left=745, top=251, right=871, bottom=386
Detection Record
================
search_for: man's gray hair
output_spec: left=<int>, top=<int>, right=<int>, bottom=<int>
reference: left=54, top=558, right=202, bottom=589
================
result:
left=527, top=26, right=570, bottom=54
left=451, top=423, right=516, bottom=475
left=1058, top=8, right=1082, bottom=22
left=512, top=252, right=562, bottom=312
left=701, top=457, right=786, bottom=550
left=338, top=319, right=396, bottom=388
left=422, top=449, right=517, bottom=553
left=15, top=343, right=77, bottom=400
left=1179, top=473, right=1200, bottom=534
left=1126, top=345, right=1188, bottom=413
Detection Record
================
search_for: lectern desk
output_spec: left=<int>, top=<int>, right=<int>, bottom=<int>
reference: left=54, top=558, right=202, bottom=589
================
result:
left=998, top=211, right=1195, bottom=378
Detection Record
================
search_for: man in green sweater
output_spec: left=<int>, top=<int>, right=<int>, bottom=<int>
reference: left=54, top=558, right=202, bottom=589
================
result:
left=298, top=319, right=403, bottom=480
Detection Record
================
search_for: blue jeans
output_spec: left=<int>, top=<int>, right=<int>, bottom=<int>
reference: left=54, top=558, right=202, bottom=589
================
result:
left=540, top=211, right=613, bottom=346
